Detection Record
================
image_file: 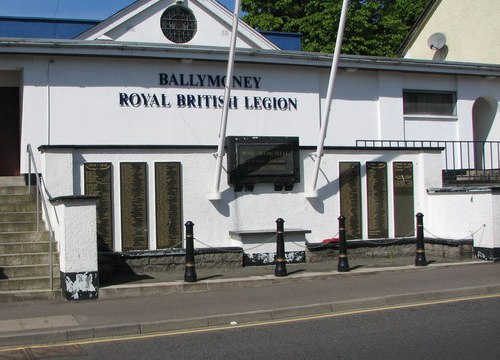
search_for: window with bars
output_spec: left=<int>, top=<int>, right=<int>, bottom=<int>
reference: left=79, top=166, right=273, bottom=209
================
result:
left=403, top=90, right=456, bottom=116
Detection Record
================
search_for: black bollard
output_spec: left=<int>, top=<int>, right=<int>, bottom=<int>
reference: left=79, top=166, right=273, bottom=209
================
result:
left=415, top=213, right=428, bottom=266
left=337, top=215, right=350, bottom=272
left=275, top=218, right=287, bottom=277
left=184, top=221, right=198, bottom=282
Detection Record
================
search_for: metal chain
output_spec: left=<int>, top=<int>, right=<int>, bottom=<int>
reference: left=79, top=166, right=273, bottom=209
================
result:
left=192, top=234, right=278, bottom=252
left=181, top=225, right=482, bottom=252
left=423, top=224, right=484, bottom=241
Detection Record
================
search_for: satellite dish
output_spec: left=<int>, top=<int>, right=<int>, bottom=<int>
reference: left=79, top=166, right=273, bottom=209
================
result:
left=427, top=32, right=446, bottom=50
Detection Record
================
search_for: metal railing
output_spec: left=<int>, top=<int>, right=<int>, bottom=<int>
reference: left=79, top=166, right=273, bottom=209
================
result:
left=356, top=140, right=500, bottom=185
left=27, top=144, right=55, bottom=290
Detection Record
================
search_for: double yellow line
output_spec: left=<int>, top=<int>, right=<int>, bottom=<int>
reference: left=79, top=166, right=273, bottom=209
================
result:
left=2, top=293, right=500, bottom=353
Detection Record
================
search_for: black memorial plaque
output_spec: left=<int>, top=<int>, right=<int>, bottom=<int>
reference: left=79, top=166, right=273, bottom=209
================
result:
left=339, top=162, right=362, bottom=240
left=155, top=162, right=182, bottom=249
left=120, top=163, right=148, bottom=251
left=393, top=162, right=415, bottom=237
left=227, top=136, right=300, bottom=185
left=367, top=162, right=388, bottom=239
left=84, top=163, right=113, bottom=251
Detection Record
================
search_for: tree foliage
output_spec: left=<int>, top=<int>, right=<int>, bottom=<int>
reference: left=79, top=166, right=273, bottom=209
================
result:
left=241, top=0, right=429, bottom=57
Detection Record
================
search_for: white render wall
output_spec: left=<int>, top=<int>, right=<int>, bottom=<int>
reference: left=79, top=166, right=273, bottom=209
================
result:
left=0, top=53, right=498, bottom=173
left=42, top=147, right=444, bottom=252
left=53, top=198, right=98, bottom=274
left=426, top=190, right=500, bottom=251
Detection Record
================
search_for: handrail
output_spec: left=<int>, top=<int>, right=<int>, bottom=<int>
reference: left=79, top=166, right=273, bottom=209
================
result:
left=26, top=144, right=55, bottom=290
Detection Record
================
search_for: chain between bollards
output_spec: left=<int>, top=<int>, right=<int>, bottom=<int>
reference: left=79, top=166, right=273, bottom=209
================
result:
left=337, top=215, right=350, bottom=272
left=184, top=221, right=198, bottom=282
left=415, top=213, right=428, bottom=266
left=275, top=218, right=287, bottom=277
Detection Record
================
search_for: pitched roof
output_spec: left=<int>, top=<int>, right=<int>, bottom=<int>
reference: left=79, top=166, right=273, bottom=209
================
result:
left=397, top=0, right=440, bottom=56
left=76, top=0, right=279, bottom=50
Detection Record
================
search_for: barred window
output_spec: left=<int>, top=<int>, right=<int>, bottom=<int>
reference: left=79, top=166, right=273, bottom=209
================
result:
left=403, top=91, right=456, bottom=116
left=160, top=5, right=197, bottom=44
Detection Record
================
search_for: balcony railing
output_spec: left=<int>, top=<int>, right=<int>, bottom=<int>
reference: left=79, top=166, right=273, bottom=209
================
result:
left=356, top=140, right=500, bottom=185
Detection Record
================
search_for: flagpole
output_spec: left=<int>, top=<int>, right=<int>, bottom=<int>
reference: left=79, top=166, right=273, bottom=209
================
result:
left=208, top=0, right=241, bottom=201
left=305, top=0, right=350, bottom=199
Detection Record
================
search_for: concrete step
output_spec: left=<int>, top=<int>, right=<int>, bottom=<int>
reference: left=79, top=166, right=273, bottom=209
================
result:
left=0, top=264, right=59, bottom=279
left=0, top=212, right=40, bottom=222
left=0, top=176, right=25, bottom=187
left=0, top=276, right=54, bottom=291
left=0, top=221, right=39, bottom=232
left=0, top=203, right=37, bottom=212
left=0, top=241, right=57, bottom=254
left=0, top=253, right=59, bottom=267
left=0, top=194, right=36, bottom=204
left=0, top=231, right=49, bottom=243
left=0, top=186, right=31, bottom=195
left=0, top=289, right=61, bottom=303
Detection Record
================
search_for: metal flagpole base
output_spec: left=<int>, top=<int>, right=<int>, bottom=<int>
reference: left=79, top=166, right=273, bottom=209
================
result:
left=207, top=192, right=222, bottom=201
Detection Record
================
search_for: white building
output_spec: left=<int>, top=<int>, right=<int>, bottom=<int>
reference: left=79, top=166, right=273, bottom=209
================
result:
left=0, top=0, right=499, bottom=300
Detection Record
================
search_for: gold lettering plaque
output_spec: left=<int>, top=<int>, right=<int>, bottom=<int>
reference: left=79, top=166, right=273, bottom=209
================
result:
left=84, top=163, right=113, bottom=250
left=339, top=162, right=362, bottom=239
left=393, top=162, right=415, bottom=237
left=367, top=162, right=388, bottom=239
left=155, top=162, right=182, bottom=249
left=120, top=163, right=148, bottom=251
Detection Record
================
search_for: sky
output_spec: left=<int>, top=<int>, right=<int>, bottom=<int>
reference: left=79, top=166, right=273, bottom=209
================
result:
left=0, top=0, right=236, bottom=20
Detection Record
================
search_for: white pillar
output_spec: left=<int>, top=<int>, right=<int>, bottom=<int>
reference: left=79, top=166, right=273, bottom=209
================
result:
left=51, top=196, right=99, bottom=300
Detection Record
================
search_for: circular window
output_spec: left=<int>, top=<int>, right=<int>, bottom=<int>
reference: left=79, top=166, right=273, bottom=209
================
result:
left=160, top=5, right=197, bottom=44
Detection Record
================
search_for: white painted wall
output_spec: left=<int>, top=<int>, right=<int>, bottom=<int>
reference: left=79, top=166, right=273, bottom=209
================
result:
left=42, top=147, right=445, bottom=252
left=0, top=53, right=497, bottom=175
left=426, top=190, right=499, bottom=250
left=53, top=198, right=98, bottom=273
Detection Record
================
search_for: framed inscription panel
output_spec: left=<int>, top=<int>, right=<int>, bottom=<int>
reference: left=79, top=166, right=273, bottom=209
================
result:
left=155, top=162, right=182, bottom=249
left=366, top=162, right=388, bottom=239
left=84, top=163, right=113, bottom=251
left=226, top=136, right=300, bottom=185
left=393, top=162, right=415, bottom=237
left=339, top=162, right=362, bottom=240
left=120, top=163, right=148, bottom=251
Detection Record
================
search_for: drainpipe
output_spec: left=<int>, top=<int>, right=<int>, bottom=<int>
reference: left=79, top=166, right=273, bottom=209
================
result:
left=208, top=0, right=241, bottom=201
left=305, top=0, right=350, bottom=198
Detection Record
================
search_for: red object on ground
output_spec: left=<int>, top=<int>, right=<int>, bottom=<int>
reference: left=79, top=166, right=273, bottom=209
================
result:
left=322, top=238, right=340, bottom=243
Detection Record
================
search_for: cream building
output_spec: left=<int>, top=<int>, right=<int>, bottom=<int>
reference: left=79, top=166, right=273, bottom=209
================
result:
left=399, top=0, right=500, bottom=64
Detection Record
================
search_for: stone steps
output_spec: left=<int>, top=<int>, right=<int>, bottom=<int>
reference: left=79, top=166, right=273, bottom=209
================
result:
left=0, top=241, right=57, bottom=254
left=0, top=211, right=40, bottom=222
left=0, top=231, right=49, bottom=243
left=0, top=264, right=59, bottom=279
left=0, top=289, right=61, bottom=303
left=0, top=177, right=60, bottom=300
left=0, top=193, right=36, bottom=204
left=0, top=186, right=31, bottom=195
left=0, top=203, right=37, bottom=212
left=0, top=253, right=59, bottom=267
left=0, top=221, right=40, bottom=232
left=0, top=276, right=54, bottom=291
left=0, top=176, right=26, bottom=187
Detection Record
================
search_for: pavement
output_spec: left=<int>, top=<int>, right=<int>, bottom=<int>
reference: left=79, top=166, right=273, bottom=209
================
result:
left=0, top=256, right=499, bottom=348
